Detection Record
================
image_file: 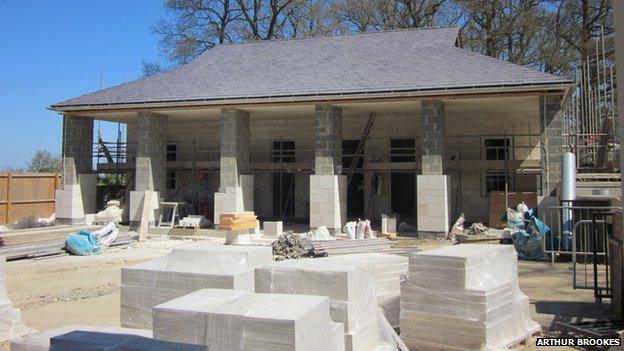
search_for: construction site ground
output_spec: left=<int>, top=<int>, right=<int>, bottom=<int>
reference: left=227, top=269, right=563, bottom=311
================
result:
left=5, top=236, right=611, bottom=350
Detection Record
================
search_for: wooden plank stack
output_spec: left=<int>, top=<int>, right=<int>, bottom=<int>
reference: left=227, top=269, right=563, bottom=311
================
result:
left=217, top=212, right=257, bottom=231
left=400, top=245, right=540, bottom=350
left=309, top=238, right=394, bottom=256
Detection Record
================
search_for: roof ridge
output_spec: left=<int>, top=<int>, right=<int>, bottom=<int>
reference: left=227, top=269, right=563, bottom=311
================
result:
left=211, top=26, right=460, bottom=49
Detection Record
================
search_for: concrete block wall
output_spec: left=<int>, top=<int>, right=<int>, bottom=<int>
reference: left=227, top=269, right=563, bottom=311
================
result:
left=61, top=115, right=93, bottom=186
left=444, top=98, right=542, bottom=222
left=135, top=112, right=168, bottom=192
left=220, top=109, right=250, bottom=189
left=315, top=105, right=343, bottom=175
left=421, top=101, right=445, bottom=175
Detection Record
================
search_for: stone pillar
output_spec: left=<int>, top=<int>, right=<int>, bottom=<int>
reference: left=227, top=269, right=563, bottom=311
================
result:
left=55, top=115, right=96, bottom=224
left=310, top=105, right=346, bottom=231
left=214, top=109, right=253, bottom=224
left=129, top=112, right=167, bottom=224
left=540, top=95, right=564, bottom=197
left=417, top=100, right=450, bottom=235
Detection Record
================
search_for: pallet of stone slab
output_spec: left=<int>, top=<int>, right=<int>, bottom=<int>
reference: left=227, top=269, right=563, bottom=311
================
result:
left=10, top=325, right=152, bottom=351
left=0, top=256, right=33, bottom=344
left=309, top=238, right=394, bottom=256
left=319, top=253, right=408, bottom=329
left=153, top=288, right=346, bottom=351
left=121, top=243, right=273, bottom=329
left=400, top=244, right=540, bottom=351
left=255, top=257, right=400, bottom=351
left=0, top=225, right=100, bottom=247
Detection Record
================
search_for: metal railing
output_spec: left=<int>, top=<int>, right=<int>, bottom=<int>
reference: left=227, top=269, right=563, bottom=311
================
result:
left=542, top=203, right=620, bottom=300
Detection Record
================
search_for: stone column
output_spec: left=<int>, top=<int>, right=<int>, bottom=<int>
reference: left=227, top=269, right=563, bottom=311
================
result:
left=129, top=112, right=168, bottom=224
left=540, top=95, right=564, bottom=196
left=417, top=100, right=450, bottom=235
left=214, top=109, right=253, bottom=224
left=55, top=115, right=96, bottom=224
left=310, top=105, right=346, bottom=231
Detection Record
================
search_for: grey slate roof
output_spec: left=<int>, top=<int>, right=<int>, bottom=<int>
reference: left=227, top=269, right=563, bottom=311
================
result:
left=52, top=26, right=571, bottom=109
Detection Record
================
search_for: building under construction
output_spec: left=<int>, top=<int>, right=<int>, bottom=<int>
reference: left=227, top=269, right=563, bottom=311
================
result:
left=50, top=26, right=583, bottom=234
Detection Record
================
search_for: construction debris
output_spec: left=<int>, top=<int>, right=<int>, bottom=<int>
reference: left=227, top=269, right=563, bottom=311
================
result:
left=153, top=289, right=345, bottom=351
left=466, top=222, right=488, bottom=236
left=271, top=233, right=312, bottom=260
left=121, top=244, right=273, bottom=329
left=400, top=245, right=540, bottom=350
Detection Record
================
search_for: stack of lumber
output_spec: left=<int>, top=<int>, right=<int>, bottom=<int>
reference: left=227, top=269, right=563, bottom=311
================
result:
left=309, top=238, right=395, bottom=256
left=319, top=254, right=408, bottom=328
left=400, top=245, right=540, bottom=350
left=153, top=289, right=345, bottom=351
left=255, top=257, right=399, bottom=351
left=1, top=256, right=32, bottom=345
left=217, top=212, right=257, bottom=231
left=121, top=244, right=273, bottom=329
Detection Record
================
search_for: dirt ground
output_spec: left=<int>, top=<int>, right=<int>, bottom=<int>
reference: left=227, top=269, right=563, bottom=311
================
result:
left=4, top=236, right=615, bottom=349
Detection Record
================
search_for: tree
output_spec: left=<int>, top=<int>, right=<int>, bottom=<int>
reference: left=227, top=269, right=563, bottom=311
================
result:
left=147, top=0, right=613, bottom=79
left=26, top=150, right=62, bottom=173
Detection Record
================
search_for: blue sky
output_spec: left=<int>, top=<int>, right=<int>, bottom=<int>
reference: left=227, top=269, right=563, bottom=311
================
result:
left=0, top=1, right=164, bottom=168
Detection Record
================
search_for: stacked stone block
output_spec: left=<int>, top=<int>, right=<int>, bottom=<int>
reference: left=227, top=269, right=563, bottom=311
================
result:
left=540, top=95, right=564, bottom=197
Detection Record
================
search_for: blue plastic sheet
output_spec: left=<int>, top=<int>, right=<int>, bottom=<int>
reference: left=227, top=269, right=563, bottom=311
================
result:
left=49, top=331, right=207, bottom=351
left=65, top=230, right=102, bottom=256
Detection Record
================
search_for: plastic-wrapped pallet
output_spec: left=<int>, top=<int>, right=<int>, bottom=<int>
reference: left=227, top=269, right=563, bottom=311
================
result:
left=121, top=244, right=273, bottom=328
left=255, top=257, right=404, bottom=351
left=320, top=254, right=408, bottom=328
left=400, top=245, right=540, bottom=351
left=153, top=288, right=345, bottom=351
left=10, top=326, right=151, bottom=351
left=1, top=256, right=32, bottom=343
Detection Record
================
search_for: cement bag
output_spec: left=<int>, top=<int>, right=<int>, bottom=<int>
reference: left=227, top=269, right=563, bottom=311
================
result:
left=344, top=221, right=357, bottom=239
left=65, top=230, right=102, bottom=256
left=92, top=222, right=119, bottom=247
left=506, top=208, right=525, bottom=229
left=311, top=226, right=334, bottom=240
left=356, top=220, right=367, bottom=239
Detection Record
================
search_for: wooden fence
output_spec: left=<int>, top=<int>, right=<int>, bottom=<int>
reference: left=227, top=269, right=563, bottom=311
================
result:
left=0, top=173, right=60, bottom=225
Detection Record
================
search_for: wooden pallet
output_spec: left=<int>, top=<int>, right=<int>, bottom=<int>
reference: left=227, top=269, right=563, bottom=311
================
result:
left=507, top=329, right=542, bottom=350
